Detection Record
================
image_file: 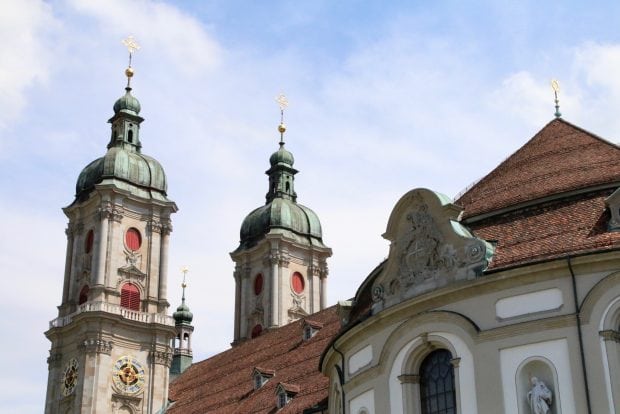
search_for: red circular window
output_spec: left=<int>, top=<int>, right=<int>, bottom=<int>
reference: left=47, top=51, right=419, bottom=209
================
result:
left=291, top=272, right=305, bottom=294
left=254, top=273, right=263, bottom=295
left=251, top=324, right=263, bottom=338
left=85, top=229, right=94, bottom=254
left=125, top=228, right=142, bottom=251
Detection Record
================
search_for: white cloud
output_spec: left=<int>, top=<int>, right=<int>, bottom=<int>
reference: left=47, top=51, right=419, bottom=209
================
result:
left=0, top=0, right=59, bottom=129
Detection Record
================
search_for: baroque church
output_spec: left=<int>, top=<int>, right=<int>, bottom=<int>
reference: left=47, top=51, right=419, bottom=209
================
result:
left=44, top=56, right=620, bottom=413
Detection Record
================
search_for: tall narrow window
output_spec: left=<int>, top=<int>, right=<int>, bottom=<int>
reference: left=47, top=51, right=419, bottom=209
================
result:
left=85, top=229, right=94, bottom=254
left=121, top=283, right=140, bottom=311
left=78, top=285, right=89, bottom=305
left=420, top=349, right=457, bottom=414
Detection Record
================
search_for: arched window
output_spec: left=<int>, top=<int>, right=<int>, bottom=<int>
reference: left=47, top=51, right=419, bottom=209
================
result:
left=125, top=228, right=142, bottom=251
left=420, top=349, right=457, bottom=414
left=78, top=285, right=89, bottom=305
left=291, top=272, right=305, bottom=294
left=254, top=273, right=263, bottom=295
left=121, top=283, right=140, bottom=311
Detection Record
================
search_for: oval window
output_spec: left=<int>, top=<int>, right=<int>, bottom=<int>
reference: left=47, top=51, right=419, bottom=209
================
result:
left=125, top=228, right=142, bottom=251
left=251, top=324, right=263, bottom=338
left=254, top=273, right=263, bottom=295
left=85, top=229, right=94, bottom=254
left=291, top=272, right=305, bottom=294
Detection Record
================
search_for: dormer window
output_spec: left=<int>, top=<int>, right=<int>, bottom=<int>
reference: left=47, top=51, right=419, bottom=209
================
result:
left=302, top=320, right=323, bottom=341
left=252, top=367, right=275, bottom=390
left=606, top=188, right=620, bottom=231
left=275, top=383, right=299, bottom=409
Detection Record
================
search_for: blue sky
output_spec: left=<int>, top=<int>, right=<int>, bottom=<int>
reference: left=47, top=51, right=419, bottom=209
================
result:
left=2, top=1, right=620, bottom=412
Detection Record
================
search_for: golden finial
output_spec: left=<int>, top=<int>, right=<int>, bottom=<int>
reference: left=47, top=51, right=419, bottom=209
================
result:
left=180, top=266, right=189, bottom=288
left=275, top=93, right=289, bottom=144
left=551, top=79, right=561, bottom=118
left=121, top=36, right=141, bottom=88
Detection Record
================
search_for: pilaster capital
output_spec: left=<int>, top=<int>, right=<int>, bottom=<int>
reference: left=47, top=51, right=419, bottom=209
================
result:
left=47, top=352, right=62, bottom=369
left=147, top=220, right=163, bottom=234
left=98, top=203, right=123, bottom=222
left=79, top=337, right=113, bottom=355
left=161, top=219, right=173, bottom=236
left=149, top=350, right=173, bottom=367
left=65, top=224, right=74, bottom=238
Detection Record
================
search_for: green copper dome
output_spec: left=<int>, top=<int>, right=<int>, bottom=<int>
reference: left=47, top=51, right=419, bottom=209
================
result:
left=269, top=144, right=294, bottom=167
left=238, top=198, right=325, bottom=250
left=173, top=302, right=193, bottom=325
left=72, top=86, right=170, bottom=203
left=235, top=137, right=326, bottom=251
left=75, top=148, right=168, bottom=201
left=113, top=87, right=141, bottom=115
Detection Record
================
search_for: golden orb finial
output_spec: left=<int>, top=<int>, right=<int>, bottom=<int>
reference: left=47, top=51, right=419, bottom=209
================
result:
left=278, top=123, right=286, bottom=134
left=121, top=36, right=140, bottom=88
left=275, top=93, right=289, bottom=144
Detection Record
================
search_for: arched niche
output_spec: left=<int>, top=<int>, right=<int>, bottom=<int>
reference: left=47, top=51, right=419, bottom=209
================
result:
left=516, top=356, right=560, bottom=414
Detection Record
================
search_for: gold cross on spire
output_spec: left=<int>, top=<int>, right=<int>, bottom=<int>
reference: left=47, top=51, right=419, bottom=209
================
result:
left=121, top=36, right=140, bottom=88
left=180, top=266, right=189, bottom=288
left=275, top=93, right=288, bottom=143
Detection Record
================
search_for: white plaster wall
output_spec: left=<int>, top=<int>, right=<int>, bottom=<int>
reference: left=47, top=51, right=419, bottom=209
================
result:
left=349, top=345, right=373, bottom=375
left=496, top=288, right=563, bottom=319
left=500, top=338, right=576, bottom=414
left=389, top=338, right=418, bottom=414
left=349, top=389, right=375, bottom=414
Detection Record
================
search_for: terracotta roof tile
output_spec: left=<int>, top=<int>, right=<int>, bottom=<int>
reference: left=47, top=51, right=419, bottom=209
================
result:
left=457, top=119, right=620, bottom=219
left=168, top=306, right=340, bottom=414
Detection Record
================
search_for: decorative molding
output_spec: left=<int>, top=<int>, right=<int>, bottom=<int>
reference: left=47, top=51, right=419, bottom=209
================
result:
left=75, top=222, right=85, bottom=235
left=79, top=338, right=113, bottom=355
left=98, top=203, right=123, bottom=222
left=65, top=224, right=74, bottom=238
left=123, top=249, right=143, bottom=269
left=600, top=329, right=620, bottom=343
left=47, top=352, right=62, bottom=368
left=450, top=357, right=461, bottom=368
left=111, top=393, right=143, bottom=414
left=147, top=220, right=163, bottom=234
left=398, top=374, right=420, bottom=384
left=149, top=350, right=173, bottom=367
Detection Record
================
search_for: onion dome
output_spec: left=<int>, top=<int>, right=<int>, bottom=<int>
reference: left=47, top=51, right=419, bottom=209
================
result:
left=235, top=123, right=326, bottom=251
left=173, top=301, right=193, bottom=325
left=113, top=87, right=141, bottom=115
left=72, top=83, right=170, bottom=204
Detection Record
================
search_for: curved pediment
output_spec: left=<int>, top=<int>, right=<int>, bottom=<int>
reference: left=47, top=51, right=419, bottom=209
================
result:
left=372, top=188, right=494, bottom=313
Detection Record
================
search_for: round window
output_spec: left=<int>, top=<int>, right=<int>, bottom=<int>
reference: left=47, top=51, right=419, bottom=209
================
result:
left=125, top=228, right=142, bottom=251
left=254, top=273, right=263, bottom=295
left=85, top=229, right=94, bottom=254
left=291, top=272, right=305, bottom=294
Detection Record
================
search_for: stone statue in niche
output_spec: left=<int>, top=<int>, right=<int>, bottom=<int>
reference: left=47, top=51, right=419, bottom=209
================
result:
left=527, top=377, right=552, bottom=414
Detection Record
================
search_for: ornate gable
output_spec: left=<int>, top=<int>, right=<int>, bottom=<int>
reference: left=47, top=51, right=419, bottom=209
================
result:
left=372, top=188, right=494, bottom=313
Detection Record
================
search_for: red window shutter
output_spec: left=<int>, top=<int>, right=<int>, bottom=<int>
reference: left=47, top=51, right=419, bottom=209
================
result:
left=254, top=273, right=263, bottom=295
left=121, top=283, right=140, bottom=311
left=291, top=272, right=305, bottom=294
left=251, top=324, right=263, bottom=338
left=125, top=228, right=142, bottom=251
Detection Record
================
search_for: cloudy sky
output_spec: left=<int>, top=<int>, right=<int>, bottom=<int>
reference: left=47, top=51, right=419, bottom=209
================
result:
left=3, top=0, right=620, bottom=412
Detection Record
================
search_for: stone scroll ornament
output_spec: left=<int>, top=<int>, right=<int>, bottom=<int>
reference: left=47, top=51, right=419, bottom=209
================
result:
left=527, top=377, right=552, bottom=414
left=371, top=189, right=494, bottom=312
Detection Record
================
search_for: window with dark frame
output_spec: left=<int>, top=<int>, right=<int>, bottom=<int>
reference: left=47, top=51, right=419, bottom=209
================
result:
left=419, top=349, right=457, bottom=414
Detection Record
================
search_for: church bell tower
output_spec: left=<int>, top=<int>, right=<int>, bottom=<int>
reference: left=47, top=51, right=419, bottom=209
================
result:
left=44, top=38, right=177, bottom=413
left=230, top=96, right=332, bottom=343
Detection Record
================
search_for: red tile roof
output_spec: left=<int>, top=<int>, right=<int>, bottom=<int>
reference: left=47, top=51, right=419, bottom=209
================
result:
left=168, top=307, right=340, bottom=414
left=470, top=189, right=620, bottom=270
left=457, top=118, right=620, bottom=219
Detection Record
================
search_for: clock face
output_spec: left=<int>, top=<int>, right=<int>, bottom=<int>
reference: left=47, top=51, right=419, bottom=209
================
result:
left=61, top=358, right=79, bottom=396
left=112, top=356, right=145, bottom=394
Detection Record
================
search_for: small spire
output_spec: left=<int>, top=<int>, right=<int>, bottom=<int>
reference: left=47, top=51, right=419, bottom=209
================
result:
left=551, top=79, right=561, bottom=118
left=180, top=266, right=189, bottom=304
left=275, top=93, right=289, bottom=146
left=121, top=36, right=141, bottom=90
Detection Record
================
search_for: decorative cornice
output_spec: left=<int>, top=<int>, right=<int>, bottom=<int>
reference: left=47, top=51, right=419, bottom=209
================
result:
left=79, top=338, right=113, bottom=355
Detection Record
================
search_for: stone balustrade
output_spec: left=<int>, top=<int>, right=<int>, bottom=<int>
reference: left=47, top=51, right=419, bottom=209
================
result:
left=49, top=301, right=174, bottom=328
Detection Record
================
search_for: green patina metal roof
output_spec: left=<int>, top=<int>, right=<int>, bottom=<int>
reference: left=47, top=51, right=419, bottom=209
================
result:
left=235, top=139, right=326, bottom=251
left=173, top=301, right=193, bottom=325
left=72, top=86, right=170, bottom=203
